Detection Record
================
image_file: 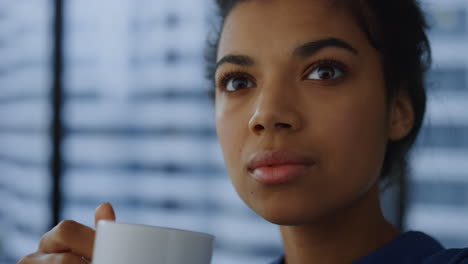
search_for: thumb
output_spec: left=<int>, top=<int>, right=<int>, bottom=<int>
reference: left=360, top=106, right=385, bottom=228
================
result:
left=94, top=202, right=116, bottom=228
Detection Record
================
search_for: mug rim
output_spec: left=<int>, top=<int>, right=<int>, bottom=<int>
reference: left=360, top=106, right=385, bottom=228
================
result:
left=97, top=220, right=215, bottom=240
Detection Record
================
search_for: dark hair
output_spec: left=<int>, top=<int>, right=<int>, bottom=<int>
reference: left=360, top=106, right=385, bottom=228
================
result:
left=205, top=0, right=432, bottom=186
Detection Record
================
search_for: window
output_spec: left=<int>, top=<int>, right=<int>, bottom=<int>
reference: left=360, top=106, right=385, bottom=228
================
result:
left=0, top=0, right=53, bottom=262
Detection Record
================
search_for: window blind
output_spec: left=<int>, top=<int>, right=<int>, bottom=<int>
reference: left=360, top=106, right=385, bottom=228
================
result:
left=0, top=0, right=53, bottom=262
left=1, top=1, right=467, bottom=263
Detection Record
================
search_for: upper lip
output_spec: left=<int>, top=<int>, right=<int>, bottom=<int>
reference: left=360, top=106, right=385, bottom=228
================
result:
left=247, top=150, right=316, bottom=171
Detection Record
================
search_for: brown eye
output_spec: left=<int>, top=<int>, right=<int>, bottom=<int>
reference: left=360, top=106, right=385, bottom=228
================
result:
left=225, top=75, right=255, bottom=92
left=306, top=64, right=344, bottom=80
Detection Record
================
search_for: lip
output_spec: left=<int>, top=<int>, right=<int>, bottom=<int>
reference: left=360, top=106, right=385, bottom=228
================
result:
left=247, top=150, right=316, bottom=185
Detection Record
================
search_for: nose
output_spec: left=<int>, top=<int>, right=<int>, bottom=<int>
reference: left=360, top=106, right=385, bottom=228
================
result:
left=248, top=90, right=302, bottom=135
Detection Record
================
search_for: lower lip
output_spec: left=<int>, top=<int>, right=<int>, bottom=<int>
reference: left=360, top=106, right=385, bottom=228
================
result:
left=250, top=164, right=311, bottom=185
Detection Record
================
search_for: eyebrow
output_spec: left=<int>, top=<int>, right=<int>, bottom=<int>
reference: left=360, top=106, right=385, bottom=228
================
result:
left=215, top=37, right=358, bottom=72
left=215, top=55, right=254, bottom=72
left=294, top=37, right=358, bottom=57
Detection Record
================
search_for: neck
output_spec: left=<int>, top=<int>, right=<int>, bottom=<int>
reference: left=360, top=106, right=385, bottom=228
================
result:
left=279, top=184, right=400, bottom=264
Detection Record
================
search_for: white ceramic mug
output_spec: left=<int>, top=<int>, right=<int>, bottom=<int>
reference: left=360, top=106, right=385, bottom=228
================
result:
left=92, top=220, right=215, bottom=264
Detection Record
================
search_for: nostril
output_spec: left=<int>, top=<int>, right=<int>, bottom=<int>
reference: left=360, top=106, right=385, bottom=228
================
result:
left=276, top=123, right=291, bottom=129
left=254, top=124, right=264, bottom=130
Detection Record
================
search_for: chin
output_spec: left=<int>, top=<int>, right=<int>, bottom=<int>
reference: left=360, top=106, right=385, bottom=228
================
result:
left=252, top=201, right=327, bottom=226
left=260, top=209, right=329, bottom=226
left=264, top=216, right=311, bottom=226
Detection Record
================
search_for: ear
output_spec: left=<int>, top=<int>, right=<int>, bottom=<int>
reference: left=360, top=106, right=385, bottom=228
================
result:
left=388, top=91, right=414, bottom=141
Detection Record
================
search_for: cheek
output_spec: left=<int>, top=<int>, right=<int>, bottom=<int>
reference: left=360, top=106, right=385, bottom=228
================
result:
left=215, top=103, right=255, bottom=205
left=215, top=103, right=246, bottom=175
left=321, top=96, right=389, bottom=188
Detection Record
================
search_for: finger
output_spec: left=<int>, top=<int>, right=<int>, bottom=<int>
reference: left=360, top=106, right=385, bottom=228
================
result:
left=17, top=252, right=40, bottom=264
left=38, top=220, right=95, bottom=260
left=94, top=202, right=116, bottom=227
left=19, top=252, right=86, bottom=264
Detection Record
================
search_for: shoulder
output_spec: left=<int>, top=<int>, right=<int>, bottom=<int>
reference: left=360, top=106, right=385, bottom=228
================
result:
left=267, top=232, right=468, bottom=264
left=360, top=231, right=468, bottom=264
left=423, top=248, right=468, bottom=264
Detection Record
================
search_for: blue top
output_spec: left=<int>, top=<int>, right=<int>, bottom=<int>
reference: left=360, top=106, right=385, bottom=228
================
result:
left=269, top=231, right=468, bottom=264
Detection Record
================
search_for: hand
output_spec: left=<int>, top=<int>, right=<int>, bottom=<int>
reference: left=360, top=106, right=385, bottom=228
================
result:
left=17, top=203, right=116, bottom=264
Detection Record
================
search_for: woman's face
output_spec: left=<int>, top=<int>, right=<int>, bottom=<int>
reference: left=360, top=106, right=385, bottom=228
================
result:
left=215, top=0, right=404, bottom=225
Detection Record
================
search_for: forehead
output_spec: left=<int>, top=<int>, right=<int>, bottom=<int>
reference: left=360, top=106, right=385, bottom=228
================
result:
left=218, top=0, right=366, bottom=60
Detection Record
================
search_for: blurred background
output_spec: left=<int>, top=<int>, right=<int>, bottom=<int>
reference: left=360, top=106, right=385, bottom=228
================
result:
left=0, top=0, right=467, bottom=263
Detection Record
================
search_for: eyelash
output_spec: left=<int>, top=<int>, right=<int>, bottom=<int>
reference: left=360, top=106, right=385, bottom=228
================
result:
left=216, top=59, right=348, bottom=92
left=303, top=59, right=348, bottom=80
left=217, top=71, right=255, bottom=91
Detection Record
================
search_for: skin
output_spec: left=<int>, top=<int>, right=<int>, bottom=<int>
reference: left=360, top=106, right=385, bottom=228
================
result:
left=215, top=0, right=414, bottom=263
left=19, top=1, right=415, bottom=263
left=18, top=203, right=115, bottom=264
